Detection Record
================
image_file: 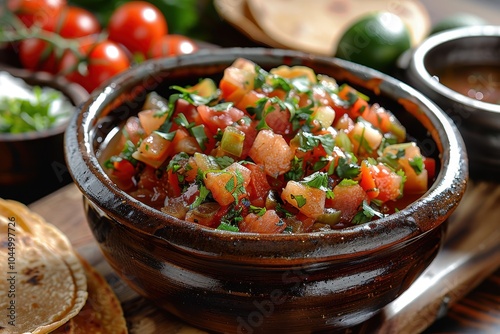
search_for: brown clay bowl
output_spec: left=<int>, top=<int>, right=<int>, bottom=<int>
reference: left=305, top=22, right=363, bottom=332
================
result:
left=0, top=66, right=88, bottom=203
left=64, top=48, right=468, bottom=333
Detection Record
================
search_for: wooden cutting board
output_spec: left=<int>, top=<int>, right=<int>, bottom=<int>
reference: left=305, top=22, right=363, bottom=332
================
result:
left=29, top=179, right=500, bottom=333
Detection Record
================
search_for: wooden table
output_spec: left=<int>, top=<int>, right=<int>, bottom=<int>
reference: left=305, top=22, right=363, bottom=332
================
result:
left=28, top=177, right=500, bottom=334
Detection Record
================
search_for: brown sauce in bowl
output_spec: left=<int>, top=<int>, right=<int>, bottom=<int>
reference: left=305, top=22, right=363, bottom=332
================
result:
left=434, top=64, right=500, bottom=104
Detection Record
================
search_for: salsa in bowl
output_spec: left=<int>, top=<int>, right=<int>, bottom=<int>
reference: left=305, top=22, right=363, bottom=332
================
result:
left=99, top=57, right=437, bottom=234
left=65, top=48, right=467, bottom=333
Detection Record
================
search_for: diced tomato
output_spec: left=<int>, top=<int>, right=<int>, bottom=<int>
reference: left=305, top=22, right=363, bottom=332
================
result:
left=244, top=163, right=272, bottom=207
left=123, top=116, right=145, bottom=145
left=133, top=132, right=173, bottom=168
left=359, top=104, right=406, bottom=141
left=220, top=60, right=257, bottom=103
left=138, top=109, right=168, bottom=136
left=248, top=130, right=294, bottom=178
left=172, top=98, right=203, bottom=125
left=264, top=105, right=294, bottom=136
left=233, top=118, right=258, bottom=159
left=326, top=183, right=367, bottom=224
left=359, top=160, right=380, bottom=200
left=133, top=128, right=192, bottom=168
left=424, top=157, right=436, bottom=181
left=204, top=163, right=251, bottom=206
left=281, top=181, right=326, bottom=218
left=383, top=143, right=428, bottom=194
left=197, top=104, right=247, bottom=134
left=172, top=135, right=201, bottom=156
left=370, top=163, right=403, bottom=202
left=270, top=65, right=317, bottom=83
left=167, top=169, right=181, bottom=197
left=239, top=210, right=286, bottom=234
left=110, top=159, right=136, bottom=191
left=337, top=84, right=369, bottom=119
left=235, top=90, right=266, bottom=112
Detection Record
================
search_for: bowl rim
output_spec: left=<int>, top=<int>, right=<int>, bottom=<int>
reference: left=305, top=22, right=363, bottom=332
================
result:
left=410, top=25, right=500, bottom=115
left=0, top=65, right=89, bottom=142
left=65, top=47, right=468, bottom=259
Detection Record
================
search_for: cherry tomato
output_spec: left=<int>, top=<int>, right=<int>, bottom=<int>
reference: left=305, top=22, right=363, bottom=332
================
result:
left=59, top=39, right=130, bottom=93
left=148, top=34, right=199, bottom=59
left=8, top=0, right=66, bottom=29
left=19, top=38, right=59, bottom=74
left=107, top=1, right=168, bottom=57
left=53, top=6, right=101, bottom=38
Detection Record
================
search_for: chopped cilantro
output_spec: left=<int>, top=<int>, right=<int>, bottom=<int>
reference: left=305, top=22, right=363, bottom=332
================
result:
left=352, top=200, right=385, bottom=225
left=220, top=204, right=244, bottom=225
left=336, top=157, right=360, bottom=179
left=217, top=222, right=239, bottom=232
left=301, top=172, right=334, bottom=198
left=285, top=157, right=304, bottom=181
left=154, top=130, right=176, bottom=141
left=170, top=85, right=220, bottom=106
left=189, top=124, right=208, bottom=150
left=379, top=148, right=405, bottom=170
left=291, top=194, right=307, bottom=208
left=0, top=86, right=72, bottom=134
left=397, top=169, right=407, bottom=197
left=167, top=152, right=190, bottom=173
left=190, top=184, right=210, bottom=209
left=249, top=205, right=267, bottom=216
left=225, top=169, right=247, bottom=204
left=294, top=131, right=335, bottom=155
left=214, top=156, right=234, bottom=169
left=409, top=156, right=424, bottom=175
left=174, top=113, right=194, bottom=128
left=212, top=102, right=234, bottom=111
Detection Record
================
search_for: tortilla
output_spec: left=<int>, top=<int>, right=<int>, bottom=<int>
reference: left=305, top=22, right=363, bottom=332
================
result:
left=0, top=215, right=87, bottom=334
left=246, top=0, right=431, bottom=55
left=52, top=256, right=128, bottom=334
left=0, top=199, right=74, bottom=253
left=0, top=198, right=128, bottom=334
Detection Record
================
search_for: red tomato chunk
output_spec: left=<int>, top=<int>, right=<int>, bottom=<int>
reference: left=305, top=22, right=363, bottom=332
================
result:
left=101, top=58, right=436, bottom=233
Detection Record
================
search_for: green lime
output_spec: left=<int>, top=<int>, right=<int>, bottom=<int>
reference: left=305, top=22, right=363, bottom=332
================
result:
left=335, top=12, right=412, bottom=74
left=430, top=13, right=488, bottom=35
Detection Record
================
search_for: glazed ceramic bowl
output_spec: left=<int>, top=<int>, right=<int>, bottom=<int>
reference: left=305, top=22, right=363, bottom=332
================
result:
left=0, top=66, right=88, bottom=203
left=405, top=25, right=500, bottom=179
left=65, top=48, right=467, bottom=333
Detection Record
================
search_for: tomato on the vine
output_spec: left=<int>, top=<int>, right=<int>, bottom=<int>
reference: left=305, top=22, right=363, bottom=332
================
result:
left=148, top=34, right=199, bottom=59
left=59, top=39, right=130, bottom=93
left=19, top=38, right=59, bottom=74
left=53, top=6, right=101, bottom=38
left=7, top=0, right=66, bottom=29
left=107, top=1, right=168, bottom=58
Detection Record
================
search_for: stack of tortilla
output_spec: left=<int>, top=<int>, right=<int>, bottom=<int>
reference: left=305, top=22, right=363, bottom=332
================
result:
left=0, top=198, right=128, bottom=334
left=214, top=0, right=430, bottom=55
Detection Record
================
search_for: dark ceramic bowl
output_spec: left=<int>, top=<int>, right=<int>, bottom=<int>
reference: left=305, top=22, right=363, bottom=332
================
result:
left=65, top=48, right=468, bottom=333
left=0, top=66, right=88, bottom=203
left=405, top=25, right=500, bottom=179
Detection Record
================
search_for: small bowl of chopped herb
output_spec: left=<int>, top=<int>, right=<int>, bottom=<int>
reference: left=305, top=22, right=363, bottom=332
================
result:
left=0, top=66, right=88, bottom=203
